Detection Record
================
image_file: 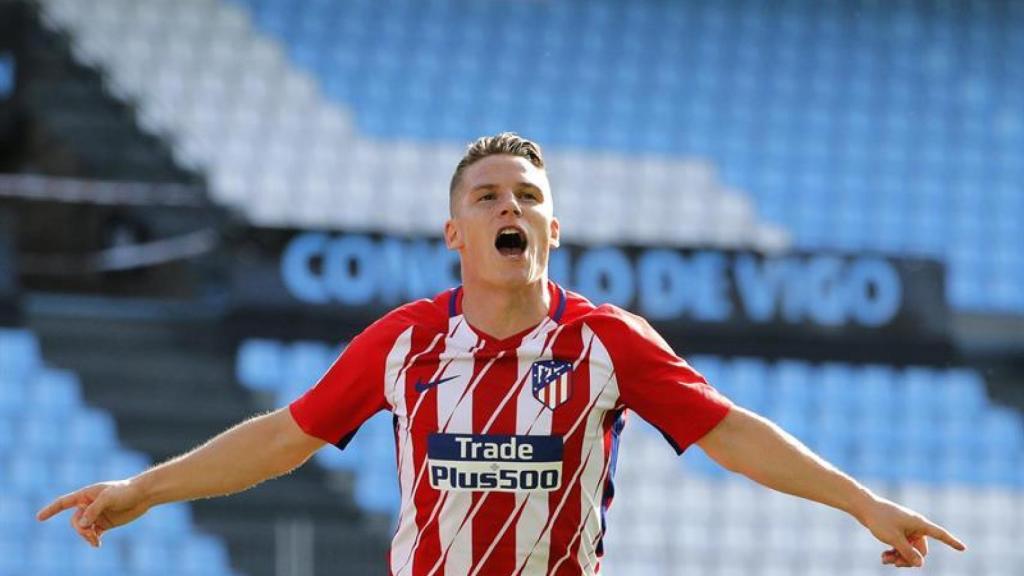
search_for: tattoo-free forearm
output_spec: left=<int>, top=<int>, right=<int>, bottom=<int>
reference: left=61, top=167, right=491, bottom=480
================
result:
left=131, top=408, right=324, bottom=508
left=697, top=406, right=877, bottom=522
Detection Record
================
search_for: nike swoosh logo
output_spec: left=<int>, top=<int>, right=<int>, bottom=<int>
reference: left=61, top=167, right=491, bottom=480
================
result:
left=415, top=375, right=460, bottom=393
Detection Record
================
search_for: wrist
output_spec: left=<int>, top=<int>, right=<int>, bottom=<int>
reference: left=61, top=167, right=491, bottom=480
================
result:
left=845, top=485, right=881, bottom=526
left=128, top=470, right=160, bottom=509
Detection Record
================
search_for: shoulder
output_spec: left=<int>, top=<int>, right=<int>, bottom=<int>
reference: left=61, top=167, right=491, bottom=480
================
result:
left=358, top=293, right=450, bottom=343
left=578, top=302, right=653, bottom=333
left=575, top=302, right=672, bottom=353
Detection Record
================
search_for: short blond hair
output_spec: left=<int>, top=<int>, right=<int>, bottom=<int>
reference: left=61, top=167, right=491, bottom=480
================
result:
left=449, top=132, right=545, bottom=214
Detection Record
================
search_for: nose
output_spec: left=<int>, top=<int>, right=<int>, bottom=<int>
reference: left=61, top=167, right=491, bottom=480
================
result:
left=498, top=193, right=523, bottom=217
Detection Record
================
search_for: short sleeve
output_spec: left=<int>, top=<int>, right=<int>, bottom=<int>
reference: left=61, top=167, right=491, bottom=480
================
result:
left=288, top=316, right=405, bottom=448
left=593, top=306, right=732, bottom=454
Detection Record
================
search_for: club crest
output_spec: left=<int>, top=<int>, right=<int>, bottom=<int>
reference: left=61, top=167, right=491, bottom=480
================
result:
left=531, top=359, right=573, bottom=410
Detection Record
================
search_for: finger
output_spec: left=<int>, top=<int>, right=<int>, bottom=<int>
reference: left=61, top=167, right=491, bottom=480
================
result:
left=911, top=534, right=929, bottom=557
left=881, top=549, right=912, bottom=567
left=79, top=492, right=109, bottom=529
left=893, top=536, right=924, bottom=568
left=71, top=507, right=98, bottom=547
left=883, top=551, right=913, bottom=568
left=925, top=521, right=967, bottom=551
left=37, top=492, right=85, bottom=521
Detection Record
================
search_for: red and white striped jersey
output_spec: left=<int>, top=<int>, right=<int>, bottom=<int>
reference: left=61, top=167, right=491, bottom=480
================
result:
left=290, top=282, right=732, bottom=576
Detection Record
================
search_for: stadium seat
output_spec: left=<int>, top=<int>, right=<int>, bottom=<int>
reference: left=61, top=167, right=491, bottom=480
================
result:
left=74, top=541, right=124, bottom=576
left=29, top=369, right=83, bottom=415
left=126, top=538, right=174, bottom=576
left=67, top=408, right=119, bottom=454
left=0, top=328, right=42, bottom=382
left=180, top=533, right=233, bottom=576
left=0, top=535, right=28, bottom=576
left=235, top=338, right=284, bottom=392
left=30, top=536, right=75, bottom=576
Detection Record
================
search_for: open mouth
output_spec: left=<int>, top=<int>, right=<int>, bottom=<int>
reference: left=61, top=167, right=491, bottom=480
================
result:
left=495, top=226, right=528, bottom=257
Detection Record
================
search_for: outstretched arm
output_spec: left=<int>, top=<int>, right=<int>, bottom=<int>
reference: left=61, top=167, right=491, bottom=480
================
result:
left=697, top=406, right=967, bottom=568
left=36, top=407, right=325, bottom=547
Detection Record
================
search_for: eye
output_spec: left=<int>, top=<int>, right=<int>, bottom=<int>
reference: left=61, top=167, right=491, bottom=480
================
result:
left=519, top=191, right=540, bottom=202
left=479, top=192, right=496, bottom=201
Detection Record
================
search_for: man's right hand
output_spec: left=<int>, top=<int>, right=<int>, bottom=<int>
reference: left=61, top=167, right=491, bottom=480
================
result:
left=36, top=479, right=150, bottom=547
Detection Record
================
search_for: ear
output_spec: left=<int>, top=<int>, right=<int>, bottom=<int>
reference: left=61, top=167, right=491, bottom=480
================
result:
left=444, top=218, right=463, bottom=250
left=549, top=217, right=560, bottom=248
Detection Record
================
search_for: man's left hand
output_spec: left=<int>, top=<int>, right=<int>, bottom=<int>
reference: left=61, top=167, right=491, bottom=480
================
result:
left=858, top=496, right=967, bottom=568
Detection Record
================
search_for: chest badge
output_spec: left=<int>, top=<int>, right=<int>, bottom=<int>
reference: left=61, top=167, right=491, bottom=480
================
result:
left=531, top=359, right=573, bottom=410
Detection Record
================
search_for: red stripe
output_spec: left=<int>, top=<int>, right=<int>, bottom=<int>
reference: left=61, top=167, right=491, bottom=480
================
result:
left=404, top=327, right=446, bottom=575
left=545, top=324, right=588, bottom=576
left=468, top=343, right=521, bottom=575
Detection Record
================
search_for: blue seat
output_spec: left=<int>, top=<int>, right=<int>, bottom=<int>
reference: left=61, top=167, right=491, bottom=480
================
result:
left=20, top=416, right=63, bottom=457
left=898, top=367, right=941, bottom=424
left=895, top=451, right=937, bottom=484
left=0, top=328, right=42, bottom=382
left=68, top=409, right=118, bottom=454
left=938, top=449, right=982, bottom=486
left=286, top=341, right=336, bottom=387
left=978, top=452, right=1017, bottom=486
left=940, top=369, right=987, bottom=418
left=30, top=536, right=75, bottom=575
left=355, top=467, right=400, bottom=513
left=817, top=362, right=855, bottom=409
left=29, top=369, right=82, bottom=415
left=0, top=373, right=25, bottom=416
left=681, top=446, right=727, bottom=479
left=53, top=455, right=101, bottom=494
left=0, top=493, right=32, bottom=533
left=235, top=339, right=284, bottom=392
left=772, top=359, right=813, bottom=410
left=126, top=538, right=173, bottom=576
left=981, top=407, right=1023, bottom=454
left=180, top=534, right=232, bottom=576
left=0, top=414, right=15, bottom=455
left=135, top=502, right=192, bottom=538
left=314, top=444, right=359, bottom=470
left=0, top=535, right=28, bottom=576
left=850, top=445, right=895, bottom=483
left=725, top=357, right=768, bottom=412
left=74, top=540, right=125, bottom=576
left=101, top=451, right=151, bottom=480
left=7, top=453, right=53, bottom=496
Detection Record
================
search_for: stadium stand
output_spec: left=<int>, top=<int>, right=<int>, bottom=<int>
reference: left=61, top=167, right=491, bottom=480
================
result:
left=35, top=0, right=790, bottom=251
left=237, top=338, right=1024, bottom=576
left=236, top=338, right=400, bottom=514
left=8, top=0, right=1024, bottom=575
left=0, top=326, right=238, bottom=576
left=38, top=0, right=1024, bottom=313
left=28, top=305, right=392, bottom=576
left=15, top=1, right=194, bottom=184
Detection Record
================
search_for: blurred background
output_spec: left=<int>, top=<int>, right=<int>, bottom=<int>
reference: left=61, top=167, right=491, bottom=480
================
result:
left=1, top=0, right=1022, bottom=575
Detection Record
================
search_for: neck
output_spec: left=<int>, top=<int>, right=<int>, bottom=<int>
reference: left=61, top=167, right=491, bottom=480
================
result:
left=460, top=276, right=551, bottom=340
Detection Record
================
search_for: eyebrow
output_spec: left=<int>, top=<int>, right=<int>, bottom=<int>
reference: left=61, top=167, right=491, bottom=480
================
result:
left=470, top=183, right=544, bottom=195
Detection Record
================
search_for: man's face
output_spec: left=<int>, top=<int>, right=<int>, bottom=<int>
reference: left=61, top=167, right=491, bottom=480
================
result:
left=445, top=154, right=560, bottom=288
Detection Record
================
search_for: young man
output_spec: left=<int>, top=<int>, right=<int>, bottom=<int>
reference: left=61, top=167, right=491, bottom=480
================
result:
left=39, top=133, right=965, bottom=574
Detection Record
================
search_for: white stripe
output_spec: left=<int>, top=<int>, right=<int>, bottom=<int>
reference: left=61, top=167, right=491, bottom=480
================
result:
left=386, top=326, right=417, bottom=574
left=437, top=318, right=479, bottom=576
left=436, top=321, right=567, bottom=576
left=515, top=326, right=557, bottom=576
left=549, top=450, right=615, bottom=575
left=392, top=319, right=479, bottom=576
left=575, top=330, right=621, bottom=573
left=515, top=329, right=613, bottom=575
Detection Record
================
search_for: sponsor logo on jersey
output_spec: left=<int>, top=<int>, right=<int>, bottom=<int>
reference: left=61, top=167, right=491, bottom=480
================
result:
left=427, top=434, right=563, bottom=493
left=531, top=359, right=573, bottom=410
